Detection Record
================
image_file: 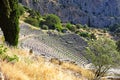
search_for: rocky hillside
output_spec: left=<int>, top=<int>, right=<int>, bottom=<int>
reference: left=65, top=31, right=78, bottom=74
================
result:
left=19, top=0, right=120, bottom=27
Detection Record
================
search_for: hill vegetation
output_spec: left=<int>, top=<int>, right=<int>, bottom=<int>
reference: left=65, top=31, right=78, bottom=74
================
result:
left=85, top=38, right=120, bottom=80
left=0, top=3, right=120, bottom=80
left=20, top=6, right=116, bottom=40
left=0, top=40, right=94, bottom=80
left=19, top=6, right=120, bottom=79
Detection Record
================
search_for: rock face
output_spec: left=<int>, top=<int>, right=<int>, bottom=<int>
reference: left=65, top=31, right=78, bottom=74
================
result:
left=19, top=0, right=120, bottom=27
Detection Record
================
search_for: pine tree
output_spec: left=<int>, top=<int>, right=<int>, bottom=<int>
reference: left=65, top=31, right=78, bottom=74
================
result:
left=0, top=0, right=19, bottom=46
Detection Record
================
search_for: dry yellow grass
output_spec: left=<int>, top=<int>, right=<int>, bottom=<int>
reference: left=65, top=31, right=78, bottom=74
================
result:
left=0, top=46, right=94, bottom=80
left=60, top=62, right=94, bottom=80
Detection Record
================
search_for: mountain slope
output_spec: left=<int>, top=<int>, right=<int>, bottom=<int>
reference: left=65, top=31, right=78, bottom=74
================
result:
left=20, top=0, right=120, bottom=27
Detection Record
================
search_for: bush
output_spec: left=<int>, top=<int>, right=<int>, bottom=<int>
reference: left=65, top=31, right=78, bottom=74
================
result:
left=76, top=24, right=83, bottom=29
left=75, top=30, right=80, bottom=34
left=18, top=4, right=25, bottom=15
left=66, top=23, right=72, bottom=29
left=55, top=24, right=63, bottom=32
left=83, top=24, right=89, bottom=29
left=23, top=8, right=42, bottom=27
left=79, top=32, right=96, bottom=39
left=79, top=32, right=90, bottom=38
left=40, top=14, right=62, bottom=31
left=28, top=9, right=41, bottom=19
left=0, top=44, right=19, bottom=62
left=41, top=25, right=48, bottom=30
left=24, top=17, right=39, bottom=27
left=66, top=23, right=76, bottom=32
left=90, top=33, right=96, bottom=39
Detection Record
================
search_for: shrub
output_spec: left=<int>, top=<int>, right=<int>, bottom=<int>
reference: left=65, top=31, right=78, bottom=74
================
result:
left=66, top=23, right=76, bottom=32
left=76, top=24, right=83, bottom=29
left=40, top=14, right=62, bottom=31
left=75, top=30, right=80, bottom=34
left=90, top=33, right=96, bottom=39
left=102, top=28, right=108, bottom=33
left=79, top=32, right=96, bottom=39
left=83, top=24, right=89, bottom=29
left=66, top=23, right=72, bottom=29
left=18, top=4, right=25, bottom=15
left=41, top=25, right=48, bottom=30
left=24, top=17, right=39, bottom=27
left=28, top=9, right=41, bottom=19
left=23, top=8, right=42, bottom=27
left=79, top=32, right=90, bottom=38
left=0, top=44, right=19, bottom=62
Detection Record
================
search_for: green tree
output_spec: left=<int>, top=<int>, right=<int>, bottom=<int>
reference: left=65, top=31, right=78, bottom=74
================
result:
left=85, top=38, right=120, bottom=80
left=0, top=0, right=19, bottom=46
left=40, top=14, right=62, bottom=31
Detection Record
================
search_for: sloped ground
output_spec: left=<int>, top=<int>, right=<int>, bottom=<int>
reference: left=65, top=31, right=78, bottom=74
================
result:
left=0, top=23, right=94, bottom=80
left=0, top=22, right=120, bottom=79
left=19, top=22, right=88, bottom=66
left=0, top=45, right=94, bottom=80
left=18, top=22, right=120, bottom=79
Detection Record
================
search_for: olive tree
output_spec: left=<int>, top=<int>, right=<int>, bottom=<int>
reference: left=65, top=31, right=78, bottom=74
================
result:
left=85, top=38, right=120, bottom=80
left=0, top=0, right=19, bottom=46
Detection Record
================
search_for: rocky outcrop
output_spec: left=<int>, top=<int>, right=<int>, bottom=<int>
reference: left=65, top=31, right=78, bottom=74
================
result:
left=19, top=0, right=120, bottom=27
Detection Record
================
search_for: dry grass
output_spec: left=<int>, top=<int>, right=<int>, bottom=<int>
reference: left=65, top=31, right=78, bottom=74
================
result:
left=0, top=46, right=94, bottom=80
left=60, top=62, right=94, bottom=80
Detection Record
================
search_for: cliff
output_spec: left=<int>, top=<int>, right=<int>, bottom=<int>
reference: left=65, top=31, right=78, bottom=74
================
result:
left=19, top=0, right=120, bottom=27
